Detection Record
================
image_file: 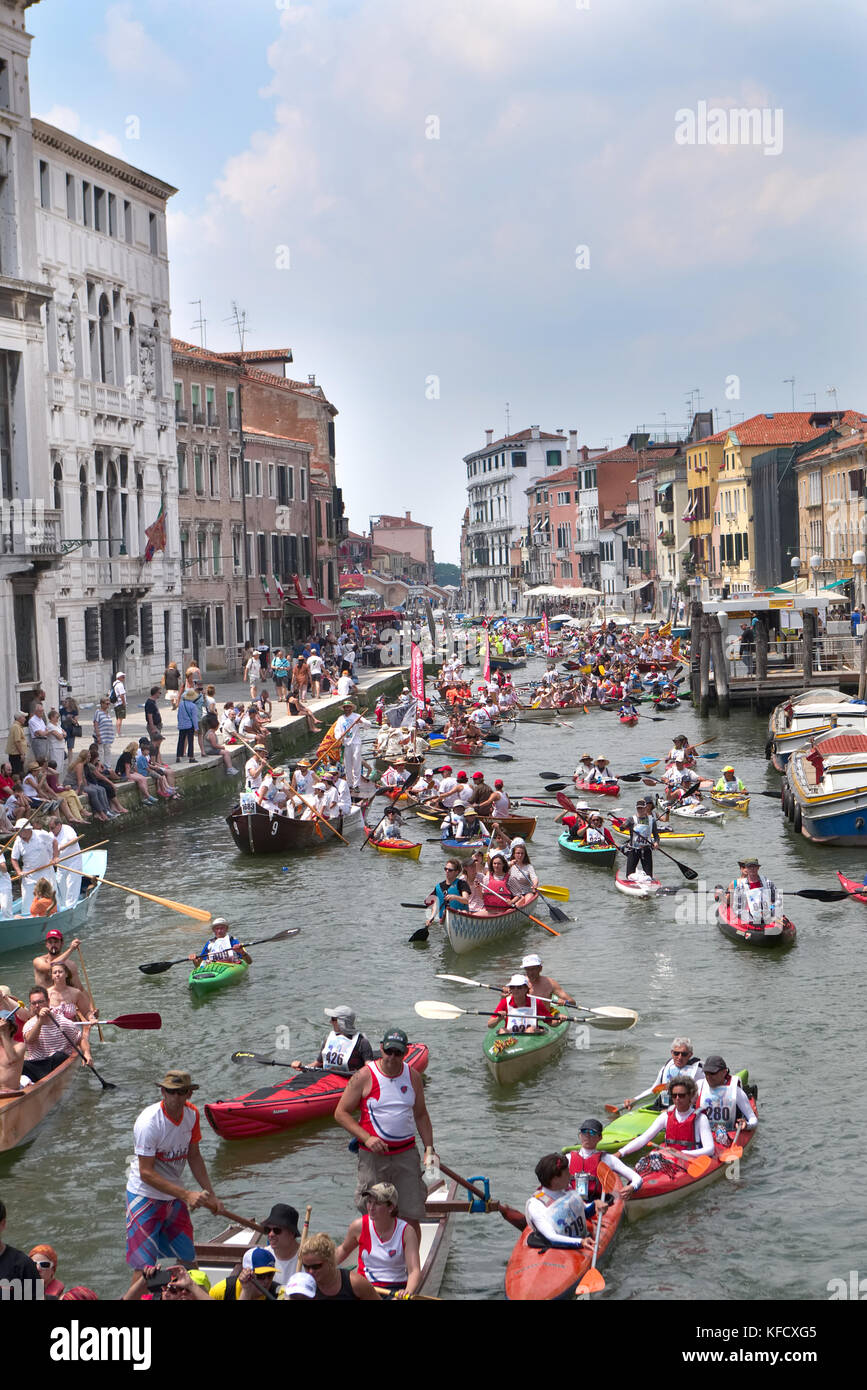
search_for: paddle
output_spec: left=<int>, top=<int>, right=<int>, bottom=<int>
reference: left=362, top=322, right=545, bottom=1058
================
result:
left=76, top=943, right=103, bottom=1044
left=57, top=864, right=212, bottom=923
left=97, top=1013, right=163, bottom=1030
left=539, top=773, right=561, bottom=781
left=720, top=1120, right=746, bottom=1162
left=414, top=999, right=631, bottom=1031
left=539, top=895, right=570, bottom=925
left=605, top=1083, right=666, bottom=1117
left=46, top=1009, right=115, bottom=1090
left=229, top=1051, right=352, bottom=1077
left=605, top=818, right=698, bottom=883
left=9, top=837, right=109, bottom=883
left=139, top=927, right=301, bottom=974
left=434, top=976, right=638, bottom=1028
left=434, top=1161, right=526, bottom=1231
left=575, top=1186, right=609, bottom=1296
left=537, top=884, right=569, bottom=901
left=543, top=783, right=569, bottom=793
left=481, top=883, right=560, bottom=938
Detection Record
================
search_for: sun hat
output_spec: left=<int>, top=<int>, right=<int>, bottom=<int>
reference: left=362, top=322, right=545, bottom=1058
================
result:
left=157, top=1069, right=199, bottom=1091
left=508, top=973, right=530, bottom=988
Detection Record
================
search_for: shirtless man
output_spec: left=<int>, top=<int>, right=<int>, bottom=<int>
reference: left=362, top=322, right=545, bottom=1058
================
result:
left=0, top=1011, right=25, bottom=1092
left=33, top=929, right=82, bottom=992
left=520, top=953, right=577, bottom=1007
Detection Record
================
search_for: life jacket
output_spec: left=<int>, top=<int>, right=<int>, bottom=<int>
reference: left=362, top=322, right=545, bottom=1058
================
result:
left=665, top=1104, right=700, bottom=1149
left=482, top=874, right=511, bottom=910
left=530, top=1187, right=588, bottom=1242
left=568, top=1149, right=603, bottom=1201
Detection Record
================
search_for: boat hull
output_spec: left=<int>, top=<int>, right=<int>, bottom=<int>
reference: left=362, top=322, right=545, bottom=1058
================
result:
left=710, top=792, right=750, bottom=813
left=505, top=1183, right=626, bottom=1300
left=625, top=1127, right=756, bottom=1221
left=204, top=1042, right=430, bottom=1139
left=837, top=870, right=867, bottom=904
left=483, top=1018, right=571, bottom=1084
left=0, top=1055, right=81, bottom=1153
left=226, top=807, right=358, bottom=854
left=444, top=896, right=539, bottom=955
left=515, top=708, right=562, bottom=723
left=574, top=779, right=620, bottom=796
left=189, top=960, right=249, bottom=995
left=480, top=815, right=537, bottom=840
left=670, top=805, right=724, bottom=824
left=440, top=835, right=488, bottom=859
left=611, top=824, right=704, bottom=849
left=614, top=871, right=661, bottom=898
left=716, top=902, right=795, bottom=947
left=557, top=832, right=617, bottom=867
left=0, top=850, right=107, bottom=956
left=619, top=715, right=639, bottom=726
left=366, top=835, right=422, bottom=860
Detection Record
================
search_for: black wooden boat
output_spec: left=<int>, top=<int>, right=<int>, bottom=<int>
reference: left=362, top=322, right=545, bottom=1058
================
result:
left=226, top=805, right=361, bottom=854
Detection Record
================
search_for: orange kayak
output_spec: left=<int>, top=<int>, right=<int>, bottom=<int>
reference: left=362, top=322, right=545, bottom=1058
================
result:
left=504, top=1182, right=626, bottom=1300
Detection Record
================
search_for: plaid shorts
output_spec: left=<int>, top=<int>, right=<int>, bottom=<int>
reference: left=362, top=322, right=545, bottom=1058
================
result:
left=125, top=1190, right=195, bottom=1269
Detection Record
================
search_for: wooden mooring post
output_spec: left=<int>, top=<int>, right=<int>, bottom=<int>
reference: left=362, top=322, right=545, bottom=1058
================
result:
left=690, top=600, right=703, bottom=706
left=699, top=613, right=711, bottom=716
left=708, top=613, right=730, bottom=717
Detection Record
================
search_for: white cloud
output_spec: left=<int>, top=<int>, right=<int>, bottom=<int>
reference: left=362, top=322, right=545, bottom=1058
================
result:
left=35, top=104, right=81, bottom=134
left=98, top=2, right=184, bottom=83
left=91, top=129, right=124, bottom=158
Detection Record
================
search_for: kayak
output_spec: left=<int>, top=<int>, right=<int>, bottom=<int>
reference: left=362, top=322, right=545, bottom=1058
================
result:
left=205, top=1042, right=430, bottom=1139
left=597, top=1067, right=751, bottom=1152
left=189, top=959, right=250, bottom=996
left=710, top=791, right=750, bottom=813
left=652, top=699, right=681, bottom=711
left=440, top=834, right=489, bottom=859
left=505, top=1179, right=627, bottom=1300
left=483, top=1017, right=571, bottom=1085
left=620, top=1094, right=758, bottom=1222
left=365, top=833, right=422, bottom=861
left=558, top=832, right=617, bottom=867
left=836, top=870, right=867, bottom=904
left=611, top=821, right=704, bottom=849
left=619, top=715, right=639, bottom=726
left=574, top=779, right=621, bottom=796
left=670, top=804, right=725, bottom=823
left=716, top=900, right=796, bottom=946
left=614, top=870, right=661, bottom=898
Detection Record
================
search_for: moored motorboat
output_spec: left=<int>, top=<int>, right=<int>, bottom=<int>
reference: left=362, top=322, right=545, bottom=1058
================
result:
left=483, top=1017, right=571, bottom=1085
left=444, top=895, right=539, bottom=955
left=715, top=899, right=795, bottom=946
left=226, top=806, right=360, bottom=854
left=189, top=959, right=249, bottom=996
left=557, top=832, right=617, bottom=867
left=0, top=849, right=107, bottom=956
left=0, top=1054, right=81, bottom=1154
left=504, top=1178, right=626, bottom=1300
left=784, top=731, right=867, bottom=844
left=204, top=1042, right=430, bottom=1139
left=614, top=869, right=661, bottom=898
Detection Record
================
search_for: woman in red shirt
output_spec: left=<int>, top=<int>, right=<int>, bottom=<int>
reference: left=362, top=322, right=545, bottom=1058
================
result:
left=481, top=853, right=514, bottom=912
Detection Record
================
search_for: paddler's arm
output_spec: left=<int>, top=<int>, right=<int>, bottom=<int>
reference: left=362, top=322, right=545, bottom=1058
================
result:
left=546, top=977, right=576, bottom=1006
left=600, top=1152, right=643, bottom=1191
left=137, top=1149, right=220, bottom=1213
left=334, top=1216, right=362, bottom=1266
left=617, top=1112, right=666, bottom=1158
left=734, top=1090, right=758, bottom=1129
left=487, top=998, right=508, bottom=1028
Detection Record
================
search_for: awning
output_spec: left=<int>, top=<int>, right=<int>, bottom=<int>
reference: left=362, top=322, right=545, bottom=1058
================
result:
left=296, top=596, right=339, bottom=621
left=623, top=581, right=653, bottom=595
left=656, top=481, right=673, bottom=495
left=821, top=576, right=854, bottom=591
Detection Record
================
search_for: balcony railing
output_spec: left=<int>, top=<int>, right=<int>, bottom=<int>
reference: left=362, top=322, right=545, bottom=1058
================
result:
left=192, top=407, right=205, bottom=425
left=0, top=506, right=63, bottom=561
left=227, top=409, right=239, bottom=430
left=175, top=403, right=188, bottom=423
left=573, top=536, right=598, bottom=553
left=206, top=409, right=219, bottom=427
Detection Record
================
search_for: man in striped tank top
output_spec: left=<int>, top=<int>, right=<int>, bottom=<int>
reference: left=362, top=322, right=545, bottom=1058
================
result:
left=335, top=1028, right=436, bottom=1239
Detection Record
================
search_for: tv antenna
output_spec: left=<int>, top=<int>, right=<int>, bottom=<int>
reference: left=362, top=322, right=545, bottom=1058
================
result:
left=190, top=299, right=207, bottom=349
left=783, top=376, right=795, bottom=411
left=228, top=302, right=249, bottom=354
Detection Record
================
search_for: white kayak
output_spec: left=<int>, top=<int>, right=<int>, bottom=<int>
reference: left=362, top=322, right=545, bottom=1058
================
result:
left=614, top=870, right=662, bottom=898
left=670, top=804, right=725, bottom=824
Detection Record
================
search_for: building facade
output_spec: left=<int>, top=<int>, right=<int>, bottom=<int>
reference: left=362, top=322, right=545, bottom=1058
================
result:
left=795, top=425, right=867, bottom=590
left=371, top=513, right=434, bottom=584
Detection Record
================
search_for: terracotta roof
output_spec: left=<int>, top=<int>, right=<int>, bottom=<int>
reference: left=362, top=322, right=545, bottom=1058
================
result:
left=467, top=428, right=568, bottom=456
left=373, top=514, right=431, bottom=530
left=795, top=425, right=867, bottom=466
left=538, top=466, right=579, bottom=485
left=243, top=427, right=310, bottom=447
left=724, top=411, right=865, bottom=448
left=591, top=445, right=640, bottom=465
left=214, top=349, right=293, bottom=364
left=171, top=338, right=243, bottom=370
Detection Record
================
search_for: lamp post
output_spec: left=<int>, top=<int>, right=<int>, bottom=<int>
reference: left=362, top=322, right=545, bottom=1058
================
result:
left=809, top=554, right=822, bottom=595
left=790, top=555, right=802, bottom=593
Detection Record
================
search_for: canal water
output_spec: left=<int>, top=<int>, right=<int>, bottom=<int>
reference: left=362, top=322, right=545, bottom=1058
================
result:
left=2, top=663, right=863, bottom=1300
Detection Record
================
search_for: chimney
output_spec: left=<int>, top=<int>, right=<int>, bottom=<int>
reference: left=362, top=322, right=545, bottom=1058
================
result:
left=531, top=426, right=540, bottom=441
left=568, top=428, right=578, bottom=468
left=308, top=373, right=316, bottom=386
left=485, top=429, right=493, bottom=446
left=405, top=510, right=411, bottom=521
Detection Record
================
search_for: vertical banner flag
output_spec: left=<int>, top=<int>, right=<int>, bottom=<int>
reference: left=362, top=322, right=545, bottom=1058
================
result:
left=143, top=504, right=166, bottom=562
left=273, top=574, right=285, bottom=601
left=261, top=575, right=271, bottom=606
left=410, top=641, right=425, bottom=701
left=482, top=629, right=491, bottom=684
left=542, top=611, right=550, bottom=648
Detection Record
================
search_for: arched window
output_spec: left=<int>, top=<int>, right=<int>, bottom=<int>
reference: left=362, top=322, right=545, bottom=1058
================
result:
left=107, top=458, right=121, bottom=555
left=98, top=294, right=112, bottom=384
left=136, top=470, right=144, bottom=552
left=53, top=459, right=63, bottom=511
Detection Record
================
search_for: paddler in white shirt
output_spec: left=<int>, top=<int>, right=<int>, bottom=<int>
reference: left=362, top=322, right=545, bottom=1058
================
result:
left=292, top=758, right=315, bottom=797
left=525, top=1153, right=604, bottom=1249
left=622, top=1036, right=705, bottom=1111
left=697, top=1054, right=757, bottom=1146
left=486, top=974, right=554, bottom=1035
left=189, top=917, right=251, bottom=966
left=724, top=856, right=778, bottom=925
left=291, top=1005, right=374, bottom=1075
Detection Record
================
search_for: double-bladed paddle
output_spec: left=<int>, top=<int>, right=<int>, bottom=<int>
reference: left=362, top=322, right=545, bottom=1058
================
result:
left=139, top=927, right=301, bottom=975
left=604, top=1083, right=667, bottom=1117
left=434, top=974, right=638, bottom=1028
left=229, top=1050, right=351, bottom=1078
left=415, top=998, right=634, bottom=1030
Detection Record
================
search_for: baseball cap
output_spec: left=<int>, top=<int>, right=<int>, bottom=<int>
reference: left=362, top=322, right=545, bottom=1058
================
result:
left=457, top=771, right=468, bottom=781
left=723, top=765, right=735, bottom=773
left=439, top=765, right=452, bottom=774
left=45, top=929, right=63, bottom=941
left=324, top=1005, right=356, bottom=1024
left=284, top=1272, right=316, bottom=1299
left=703, top=1054, right=727, bottom=1073
left=521, top=954, right=542, bottom=968
left=579, top=1118, right=603, bottom=1136
left=494, top=779, right=504, bottom=788
left=380, top=1027, right=408, bottom=1054
left=472, top=772, right=484, bottom=780
left=242, top=1247, right=277, bottom=1276
left=738, top=856, right=759, bottom=867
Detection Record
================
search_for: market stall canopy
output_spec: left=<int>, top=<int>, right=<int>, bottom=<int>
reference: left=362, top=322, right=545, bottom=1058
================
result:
left=523, top=585, right=562, bottom=596
left=366, top=609, right=403, bottom=622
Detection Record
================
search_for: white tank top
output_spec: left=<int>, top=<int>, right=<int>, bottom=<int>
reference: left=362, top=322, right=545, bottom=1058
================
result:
left=360, top=1061, right=416, bottom=1150
left=358, top=1214, right=408, bottom=1285
left=321, top=1030, right=359, bottom=1070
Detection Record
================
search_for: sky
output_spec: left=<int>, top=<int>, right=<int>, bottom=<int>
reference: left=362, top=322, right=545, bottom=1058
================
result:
left=28, top=0, right=867, bottom=563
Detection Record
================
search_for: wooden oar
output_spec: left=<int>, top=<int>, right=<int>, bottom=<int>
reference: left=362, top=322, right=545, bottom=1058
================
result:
left=481, top=883, right=560, bottom=938
left=434, top=1160, right=526, bottom=1231
left=294, top=1203, right=313, bottom=1275
left=76, top=944, right=104, bottom=1043
left=434, top=976, right=638, bottom=1029
left=9, top=837, right=109, bottom=882
left=233, top=731, right=348, bottom=846
left=57, top=866, right=212, bottom=923
left=139, top=927, right=300, bottom=974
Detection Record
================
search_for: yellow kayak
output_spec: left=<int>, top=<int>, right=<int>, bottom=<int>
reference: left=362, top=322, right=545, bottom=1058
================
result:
left=365, top=834, right=422, bottom=861
left=611, top=822, right=705, bottom=848
left=710, top=791, right=750, bottom=813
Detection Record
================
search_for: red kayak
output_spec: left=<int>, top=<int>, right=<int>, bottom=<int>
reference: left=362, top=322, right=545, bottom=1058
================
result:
left=625, top=1095, right=757, bottom=1221
left=836, top=870, right=867, bottom=904
left=716, top=900, right=796, bottom=947
left=575, top=778, right=620, bottom=796
left=205, top=1042, right=430, bottom=1139
left=619, top=715, right=639, bottom=726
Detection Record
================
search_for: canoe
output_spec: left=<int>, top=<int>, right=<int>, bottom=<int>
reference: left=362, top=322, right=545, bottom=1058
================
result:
left=365, top=834, right=422, bottom=861
left=614, top=870, right=661, bottom=898
left=670, top=804, right=725, bottom=824
left=651, top=699, right=681, bottom=711
left=558, top=832, right=617, bottom=867
left=574, top=779, right=621, bottom=796
left=444, top=895, right=539, bottom=955
left=515, top=707, right=562, bottom=723
left=505, top=1180, right=627, bottom=1300
left=710, top=792, right=750, bottom=813
left=194, top=1176, right=458, bottom=1298
left=611, top=823, right=704, bottom=849
left=716, top=900, right=796, bottom=947
left=836, top=870, right=867, bottom=904
left=189, top=959, right=249, bottom=996
left=597, top=1068, right=751, bottom=1153
left=226, top=806, right=361, bottom=854
left=0, top=850, right=107, bottom=956
left=483, top=1017, right=571, bottom=1084
left=479, top=815, right=537, bottom=840
left=0, top=1054, right=81, bottom=1154
left=205, top=1042, right=430, bottom=1139
left=442, top=740, right=501, bottom=759
left=619, top=715, right=639, bottom=726
left=440, top=834, right=489, bottom=859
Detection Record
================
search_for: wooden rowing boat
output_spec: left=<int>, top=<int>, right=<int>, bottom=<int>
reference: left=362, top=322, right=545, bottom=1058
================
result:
left=483, top=1018, right=571, bottom=1084
left=479, top=815, right=537, bottom=840
left=226, top=806, right=361, bottom=854
left=0, top=849, right=107, bottom=956
left=444, top=894, right=540, bottom=955
left=514, top=707, right=562, bottom=723
left=0, top=1054, right=81, bottom=1154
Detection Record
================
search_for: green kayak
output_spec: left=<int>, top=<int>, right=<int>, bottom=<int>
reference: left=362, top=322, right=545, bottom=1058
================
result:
left=483, top=1018, right=571, bottom=1085
left=591, top=1067, right=750, bottom=1152
left=188, top=959, right=250, bottom=996
left=557, top=832, right=617, bottom=867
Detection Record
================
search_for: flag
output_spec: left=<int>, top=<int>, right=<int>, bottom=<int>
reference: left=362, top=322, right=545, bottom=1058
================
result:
left=273, top=573, right=285, bottom=601
left=410, top=641, right=425, bottom=701
left=293, top=573, right=306, bottom=604
left=671, top=637, right=681, bottom=659
left=143, top=504, right=166, bottom=562
left=482, top=630, right=491, bottom=684
left=261, top=575, right=271, bottom=606
left=542, top=612, right=550, bottom=647
left=658, top=620, right=672, bottom=637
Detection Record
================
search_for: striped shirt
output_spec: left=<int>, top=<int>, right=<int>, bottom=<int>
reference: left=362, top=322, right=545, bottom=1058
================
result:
left=93, top=710, right=114, bottom=746
left=23, top=1010, right=81, bottom=1060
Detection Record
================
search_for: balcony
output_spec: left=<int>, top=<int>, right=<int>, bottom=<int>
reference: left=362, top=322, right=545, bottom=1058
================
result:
left=175, top=403, right=188, bottom=423
left=206, top=410, right=220, bottom=428
left=659, top=497, right=674, bottom=514
left=0, top=505, right=63, bottom=568
left=227, top=409, right=239, bottom=430
left=192, top=407, right=205, bottom=425
left=573, top=536, right=598, bottom=553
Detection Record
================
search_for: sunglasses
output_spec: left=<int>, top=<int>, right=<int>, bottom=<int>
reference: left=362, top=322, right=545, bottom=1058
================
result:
left=382, top=1047, right=404, bottom=1056
left=34, top=1259, right=53, bottom=1269
left=671, top=1050, right=690, bottom=1056
left=262, top=1226, right=288, bottom=1236
left=580, top=1128, right=601, bottom=1136
left=671, top=1091, right=690, bottom=1099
